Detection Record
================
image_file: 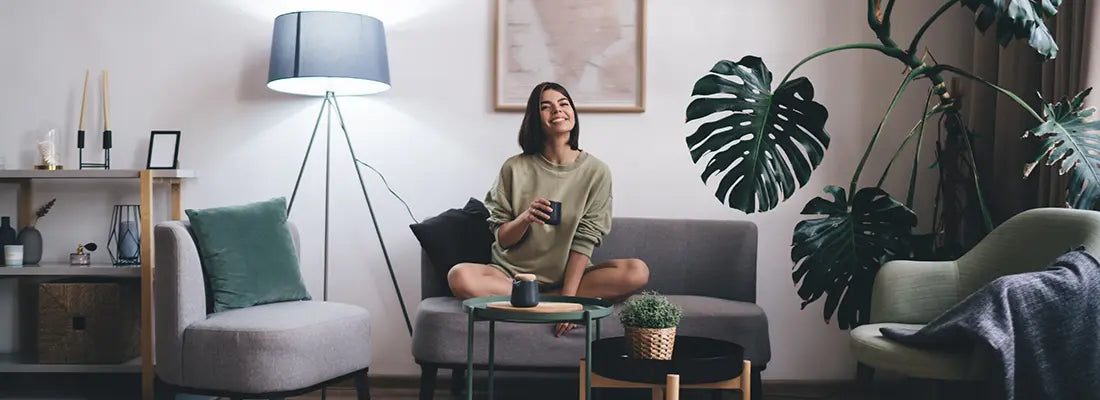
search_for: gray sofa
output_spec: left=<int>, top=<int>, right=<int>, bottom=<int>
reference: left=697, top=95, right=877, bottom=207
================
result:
left=411, top=217, right=770, bottom=399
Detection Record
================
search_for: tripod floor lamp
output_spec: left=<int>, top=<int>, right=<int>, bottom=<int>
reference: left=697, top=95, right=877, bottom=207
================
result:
left=266, top=10, right=412, bottom=335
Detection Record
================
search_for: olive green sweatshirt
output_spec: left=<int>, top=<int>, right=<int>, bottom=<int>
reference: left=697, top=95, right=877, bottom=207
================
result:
left=484, top=151, right=613, bottom=285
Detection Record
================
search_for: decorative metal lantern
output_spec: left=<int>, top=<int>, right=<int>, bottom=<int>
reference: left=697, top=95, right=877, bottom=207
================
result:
left=108, top=205, right=140, bottom=265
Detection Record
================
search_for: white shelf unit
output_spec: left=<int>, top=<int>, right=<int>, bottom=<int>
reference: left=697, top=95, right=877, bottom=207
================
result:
left=0, top=264, right=141, bottom=278
left=0, top=169, right=194, bottom=400
left=0, top=353, right=140, bottom=373
left=0, top=169, right=196, bottom=179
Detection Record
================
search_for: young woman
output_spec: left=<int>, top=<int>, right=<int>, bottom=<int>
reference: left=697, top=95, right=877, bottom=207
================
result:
left=447, top=82, right=649, bottom=337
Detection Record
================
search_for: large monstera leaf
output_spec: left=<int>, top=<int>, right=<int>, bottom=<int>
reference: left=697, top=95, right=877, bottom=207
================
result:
left=791, top=186, right=917, bottom=329
left=1024, top=88, right=1100, bottom=209
left=960, top=0, right=1062, bottom=59
left=685, top=56, right=830, bottom=214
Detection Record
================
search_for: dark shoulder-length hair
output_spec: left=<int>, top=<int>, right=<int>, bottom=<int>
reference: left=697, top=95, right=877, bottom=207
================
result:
left=518, top=82, right=580, bottom=155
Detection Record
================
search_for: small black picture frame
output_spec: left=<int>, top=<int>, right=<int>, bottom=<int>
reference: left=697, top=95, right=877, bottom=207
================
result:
left=146, top=131, right=180, bottom=169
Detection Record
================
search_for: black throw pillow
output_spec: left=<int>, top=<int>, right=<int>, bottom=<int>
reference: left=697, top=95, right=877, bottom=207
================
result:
left=410, top=198, right=495, bottom=296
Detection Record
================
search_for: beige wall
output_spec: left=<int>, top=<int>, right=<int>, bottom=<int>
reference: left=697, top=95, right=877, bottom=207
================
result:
left=0, top=0, right=976, bottom=380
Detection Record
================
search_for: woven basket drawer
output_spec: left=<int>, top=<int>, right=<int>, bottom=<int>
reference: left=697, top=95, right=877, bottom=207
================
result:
left=36, top=279, right=140, bottom=364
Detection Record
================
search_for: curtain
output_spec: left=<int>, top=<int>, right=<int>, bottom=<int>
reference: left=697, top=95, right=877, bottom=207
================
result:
left=964, top=0, right=1096, bottom=225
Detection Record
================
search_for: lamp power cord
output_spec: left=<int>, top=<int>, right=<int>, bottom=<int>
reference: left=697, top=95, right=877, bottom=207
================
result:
left=354, top=158, right=419, bottom=224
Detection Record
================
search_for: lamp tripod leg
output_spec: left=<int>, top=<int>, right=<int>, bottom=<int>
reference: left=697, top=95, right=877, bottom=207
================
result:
left=324, top=92, right=332, bottom=302
left=329, top=95, right=414, bottom=336
left=287, top=93, right=331, bottom=215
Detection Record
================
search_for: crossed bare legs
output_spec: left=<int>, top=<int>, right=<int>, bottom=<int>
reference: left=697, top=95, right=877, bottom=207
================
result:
left=447, top=258, right=650, bottom=303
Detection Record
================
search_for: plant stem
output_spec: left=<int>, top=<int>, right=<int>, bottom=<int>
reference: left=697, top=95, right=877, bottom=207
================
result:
left=909, top=0, right=960, bottom=56
left=922, top=64, right=1042, bottom=233
left=868, top=0, right=882, bottom=30
left=868, top=0, right=900, bottom=48
left=851, top=71, right=918, bottom=196
left=877, top=124, right=920, bottom=187
left=952, top=113, right=995, bottom=230
left=877, top=87, right=936, bottom=188
left=778, top=43, right=905, bottom=89
left=932, top=64, right=1044, bottom=122
left=802, top=6, right=1001, bottom=233
left=907, top=90, right=935, bottom=208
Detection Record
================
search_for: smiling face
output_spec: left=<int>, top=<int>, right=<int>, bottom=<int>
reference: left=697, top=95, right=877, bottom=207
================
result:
left=517, top=82, right=581, bottom=155
left=539, top=89, right=575, bottom=135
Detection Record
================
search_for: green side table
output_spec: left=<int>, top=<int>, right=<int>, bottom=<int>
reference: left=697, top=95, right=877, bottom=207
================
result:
left=463, top=295, right=613, bottom=400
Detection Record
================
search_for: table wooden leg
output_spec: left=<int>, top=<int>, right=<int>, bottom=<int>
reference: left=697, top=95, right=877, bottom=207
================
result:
left=651, top=387, right=664, bottom=400
left=579, top=352, right=749, bottom=400
left=667, top=375, right=680, bottom=400
left=579, top=359, right=587, bottom=400
left=140, top=170, right=155, bottom=400
left=742, top=360, right=751, bottom=400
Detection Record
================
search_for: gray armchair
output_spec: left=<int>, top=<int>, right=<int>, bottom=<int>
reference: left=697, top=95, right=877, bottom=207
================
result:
left=153, top=220, right=373, bottom=399
left=850, top=208, right=1100, bottom=382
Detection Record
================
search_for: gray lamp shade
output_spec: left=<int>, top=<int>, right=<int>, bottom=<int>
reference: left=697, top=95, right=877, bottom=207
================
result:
left=267, top=11, right=391, bottom=96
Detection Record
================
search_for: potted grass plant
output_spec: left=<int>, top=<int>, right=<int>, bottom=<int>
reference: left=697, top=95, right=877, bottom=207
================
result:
left=618, top=291, right=683, bottom=360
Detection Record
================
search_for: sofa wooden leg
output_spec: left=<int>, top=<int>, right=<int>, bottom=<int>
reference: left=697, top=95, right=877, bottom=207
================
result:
left=450, top=367, right=465, bottom=397
left=417, top=364, right=437, bottom=400
left=355, top=368, right=372, bottom=400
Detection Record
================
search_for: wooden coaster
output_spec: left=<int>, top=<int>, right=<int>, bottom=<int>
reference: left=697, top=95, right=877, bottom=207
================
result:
left=486, top=301, right=583, bottom=313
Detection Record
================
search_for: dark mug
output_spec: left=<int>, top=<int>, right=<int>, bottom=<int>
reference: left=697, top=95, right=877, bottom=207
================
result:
left=511, top=273, right=539, bottom=307
left=544, top=201, right=562, bottom=226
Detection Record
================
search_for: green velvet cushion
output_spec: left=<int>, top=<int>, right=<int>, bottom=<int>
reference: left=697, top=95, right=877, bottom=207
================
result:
left=185, top=197, right=311, bottom=313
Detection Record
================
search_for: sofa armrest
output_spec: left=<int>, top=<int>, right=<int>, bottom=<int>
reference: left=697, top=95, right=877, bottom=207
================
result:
left=153, top=221, right=209, bottom=385
left=869, top=259, right=960, bottom=324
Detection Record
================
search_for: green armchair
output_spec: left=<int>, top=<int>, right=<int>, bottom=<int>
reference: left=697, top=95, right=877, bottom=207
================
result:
left=850, top=207, right=1100, bottom=382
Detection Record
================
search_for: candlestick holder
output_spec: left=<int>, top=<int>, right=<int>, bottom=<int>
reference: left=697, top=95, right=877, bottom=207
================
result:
left=76, top=69, right=112, bottom=170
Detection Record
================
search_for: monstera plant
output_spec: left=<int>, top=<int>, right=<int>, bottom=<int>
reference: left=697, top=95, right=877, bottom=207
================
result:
left=685, top=0, right=1100, bottom=329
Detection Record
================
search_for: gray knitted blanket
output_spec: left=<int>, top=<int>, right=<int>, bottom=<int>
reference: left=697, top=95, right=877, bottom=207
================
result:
left=880, top=249, right=1100, bottom=400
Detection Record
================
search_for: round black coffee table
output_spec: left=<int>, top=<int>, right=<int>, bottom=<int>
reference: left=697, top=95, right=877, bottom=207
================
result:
left=581, top=335, right=751, bottom=400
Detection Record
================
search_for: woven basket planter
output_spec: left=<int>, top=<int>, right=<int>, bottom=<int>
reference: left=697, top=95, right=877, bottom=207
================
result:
left=625, top=326, right=676, bottom=360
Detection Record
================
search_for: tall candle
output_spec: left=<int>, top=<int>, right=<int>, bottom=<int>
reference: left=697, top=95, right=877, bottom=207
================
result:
left=79, top=70, right=89, bottom=131
left=102, top=70, right=111, bottom=131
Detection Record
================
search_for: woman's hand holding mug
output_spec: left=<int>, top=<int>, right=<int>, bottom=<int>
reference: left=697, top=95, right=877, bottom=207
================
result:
left=522, top=198, right=554, bottom=225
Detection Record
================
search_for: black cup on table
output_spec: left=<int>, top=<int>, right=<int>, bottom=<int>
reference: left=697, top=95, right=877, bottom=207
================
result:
left=511, top=273, right=540, bottom=307
left=544, top=201, right=562, bottom=225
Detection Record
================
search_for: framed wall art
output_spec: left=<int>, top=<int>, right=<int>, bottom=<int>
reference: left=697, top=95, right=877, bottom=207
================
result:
left=493, top=0, right=646, bottom=112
